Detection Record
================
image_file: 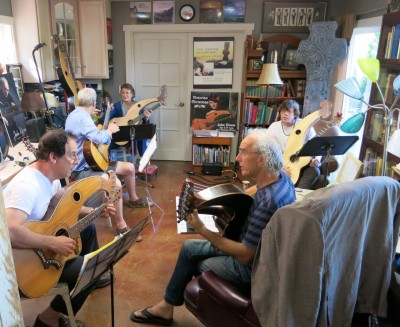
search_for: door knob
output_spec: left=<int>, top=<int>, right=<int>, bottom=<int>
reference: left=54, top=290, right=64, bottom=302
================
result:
left=176, top=102, right=184, bottom=107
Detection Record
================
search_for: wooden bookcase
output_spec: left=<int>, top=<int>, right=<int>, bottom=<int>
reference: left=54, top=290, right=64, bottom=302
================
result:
left=192, top=136, right=232, bottom=172
left=359, top=11, right=400, bottom=176
left=239, top=35, right=307, bottom=143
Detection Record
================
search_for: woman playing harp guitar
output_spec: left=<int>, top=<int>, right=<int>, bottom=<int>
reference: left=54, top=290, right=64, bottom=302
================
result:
left=130, top=131, right=295, bottom=325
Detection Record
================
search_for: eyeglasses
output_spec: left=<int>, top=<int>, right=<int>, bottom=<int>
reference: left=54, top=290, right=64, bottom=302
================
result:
left=66, top=152, right=79, bottom=162
left=238, top=149, right=261, bottom=156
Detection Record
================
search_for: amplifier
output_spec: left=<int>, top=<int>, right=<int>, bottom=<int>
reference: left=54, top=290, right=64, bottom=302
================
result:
left=202, top=162, right=223, bottom=176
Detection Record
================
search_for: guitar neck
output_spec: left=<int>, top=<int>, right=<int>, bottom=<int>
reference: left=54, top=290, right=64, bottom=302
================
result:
left=131, top=103, right=160, bottom=125
left=71, top=201, right=110, bottom=238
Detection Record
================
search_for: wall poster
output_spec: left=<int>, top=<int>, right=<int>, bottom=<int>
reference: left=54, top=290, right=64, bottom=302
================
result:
left=190, top=91, right=238, bottom=131
left=0, top=73, right=26, bottom=146
left=193, top=37, right=234, bottom=88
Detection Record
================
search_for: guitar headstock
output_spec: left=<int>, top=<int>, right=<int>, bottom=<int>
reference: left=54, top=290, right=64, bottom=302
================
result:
left=22, top=135, right=37, bottom=158
left=319, top=99, right=333, bottom=119
left=157, top=84, right=168, bottom=106
left=176, top=179, right=196, bottom=222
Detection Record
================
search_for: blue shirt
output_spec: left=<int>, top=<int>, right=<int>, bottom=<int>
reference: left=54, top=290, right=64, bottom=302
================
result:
left=65, top=107, right=111, bottom=172
left=242, top=171, right=295, bottom=249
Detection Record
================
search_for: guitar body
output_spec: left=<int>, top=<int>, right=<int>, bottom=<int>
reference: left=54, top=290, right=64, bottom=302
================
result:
left=192, top=110, right=231, bottom=130
left=53, top=35, right=83, bottom=109
left=13, top=174, right=119, bottom=298
left=177, top=181, right=253, bottom=240
left=282, top=100, right=333, bottom=184
left=83, top=139, right=109, bottom=171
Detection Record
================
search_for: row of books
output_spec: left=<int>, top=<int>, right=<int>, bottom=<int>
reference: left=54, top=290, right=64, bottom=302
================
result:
left=383, top=23, right=400, bottom=59
left=192, top=145, right=230, bottom=166
left=245, top=79, right=306, bottom=98
left=244, top=100, right=280, bottom=125
left=363, top=148, right=388, bottom=176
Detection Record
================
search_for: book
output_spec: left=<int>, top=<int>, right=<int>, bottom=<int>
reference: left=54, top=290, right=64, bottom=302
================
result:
left=391, top=24, right=400, bottom=59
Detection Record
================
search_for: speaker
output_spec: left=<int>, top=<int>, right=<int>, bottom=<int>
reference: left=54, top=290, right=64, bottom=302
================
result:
left=26, top=117, right=46, bottom=142
left=202, top=162, right=223, bottom=176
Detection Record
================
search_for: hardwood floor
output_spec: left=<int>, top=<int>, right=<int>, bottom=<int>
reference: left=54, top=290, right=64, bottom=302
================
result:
left=21, top=160, right=243, bottom=327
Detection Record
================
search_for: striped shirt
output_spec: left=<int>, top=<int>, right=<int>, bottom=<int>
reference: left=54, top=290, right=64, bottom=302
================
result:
left=241, top=171, right=295, bottom=249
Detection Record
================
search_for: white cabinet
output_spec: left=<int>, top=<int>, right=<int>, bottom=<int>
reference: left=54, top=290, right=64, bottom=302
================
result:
left=50, top=0, right=109, bottom=79
left=78, top=0, right=108, bottom=78
left=11, top=0, right=57, bottom=83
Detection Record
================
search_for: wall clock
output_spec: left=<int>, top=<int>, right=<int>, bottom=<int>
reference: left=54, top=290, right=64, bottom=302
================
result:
left=180, top=4, right=195, bottom=22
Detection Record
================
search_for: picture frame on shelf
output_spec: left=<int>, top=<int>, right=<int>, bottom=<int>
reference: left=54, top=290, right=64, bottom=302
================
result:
left=130, top=1, right=152, bottom=24
left=6, top=64, right=24, bottom=101
left=153, top=1, right=175, bottom=24
left=262, top=2, right=327, bottom=33
left=283, top=49, right=298, bottom=66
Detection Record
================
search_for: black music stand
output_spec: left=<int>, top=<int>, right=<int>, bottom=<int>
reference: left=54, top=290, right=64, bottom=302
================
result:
left=70, top=214, right=151, bottom=327
left=297, top=136, right=359, bottom=187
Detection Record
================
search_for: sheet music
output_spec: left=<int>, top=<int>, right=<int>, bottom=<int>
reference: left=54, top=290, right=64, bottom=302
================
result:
left=139, top=134, right=157, bottom=172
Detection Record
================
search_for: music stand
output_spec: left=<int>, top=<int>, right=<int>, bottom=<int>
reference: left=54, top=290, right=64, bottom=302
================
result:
left=297, top=136, right=359, bottom=187
left=138, top=134, right=164, bottom=216
left=112, top=124, right=156, bottom=186
left=70, top=214, right=151, bottom=327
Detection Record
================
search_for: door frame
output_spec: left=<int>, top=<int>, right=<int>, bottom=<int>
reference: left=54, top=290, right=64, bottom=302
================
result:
left=123, top=24, right=254, bottom=161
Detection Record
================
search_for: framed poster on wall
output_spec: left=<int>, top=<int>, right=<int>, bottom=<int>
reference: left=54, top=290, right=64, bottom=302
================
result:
left=193, top=37, right=234, bottom=88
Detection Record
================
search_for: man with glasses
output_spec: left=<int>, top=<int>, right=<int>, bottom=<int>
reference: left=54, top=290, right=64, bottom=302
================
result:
left=130, top=130, right=295, bottom=325
left=4, top=129, right=114, bottom=327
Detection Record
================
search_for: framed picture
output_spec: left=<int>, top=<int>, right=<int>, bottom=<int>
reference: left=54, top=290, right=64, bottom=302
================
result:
left=223, top=0, right=246, bottom=23
left=130, top=2, right=152, bottom=24
left=283, top=49, right=298, bottom=66
left=200, top=0, right=223, bottom=23
left=262, top=2, right=327, bottom=33
left=153, top=1, right=175, bottom=24
left=6, top=64, right=24, bottom=101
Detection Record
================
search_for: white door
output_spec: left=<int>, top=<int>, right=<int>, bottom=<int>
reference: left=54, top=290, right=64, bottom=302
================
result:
left=132, top=33, right=188, bottom=160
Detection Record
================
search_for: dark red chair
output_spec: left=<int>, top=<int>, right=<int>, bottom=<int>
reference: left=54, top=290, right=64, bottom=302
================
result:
left=184, top=270, right=260, bottom=327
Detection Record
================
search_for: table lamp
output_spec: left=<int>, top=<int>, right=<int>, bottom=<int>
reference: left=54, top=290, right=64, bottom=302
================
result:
left=334, top=58, right=400, bottom=175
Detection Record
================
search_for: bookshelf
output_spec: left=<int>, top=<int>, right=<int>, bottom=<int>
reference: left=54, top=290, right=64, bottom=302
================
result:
left=359, top=11, right=400, bottom=176
left=239, top=35, right=306, bottom=142
left=192, top=136, right=232, bottom=172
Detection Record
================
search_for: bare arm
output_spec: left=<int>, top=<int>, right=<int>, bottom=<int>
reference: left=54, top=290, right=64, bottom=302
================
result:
left=187, top=209, right=255, bottom=265
left=6, top=208, right=76, bottom=256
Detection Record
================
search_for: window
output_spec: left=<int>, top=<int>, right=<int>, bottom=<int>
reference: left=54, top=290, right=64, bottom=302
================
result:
left=0, top=15, right=17, bottom=66
left=341, top=16, right=381, bottom=157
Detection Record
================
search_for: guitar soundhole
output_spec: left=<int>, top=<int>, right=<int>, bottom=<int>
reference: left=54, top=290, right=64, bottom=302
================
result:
left=290, top=155, right=298, bottom=163
left=138, top=104, right=142, bottom=108
left=73, top=191, right=81, bottom=202
left=295, top=129, right=301, bottom=135
left=56, top=228, right=68, bottom=237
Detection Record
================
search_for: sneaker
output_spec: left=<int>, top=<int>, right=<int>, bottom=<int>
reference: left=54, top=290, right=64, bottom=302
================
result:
left=128, top=197, right=153, bottom=208
left=93, top=271, right=112, bottom=290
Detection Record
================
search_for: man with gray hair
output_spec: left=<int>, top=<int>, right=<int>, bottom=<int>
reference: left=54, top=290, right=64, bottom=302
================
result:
left=130, top=130, right=295, bottom=325
left=65, top=88, right=150, bottom=237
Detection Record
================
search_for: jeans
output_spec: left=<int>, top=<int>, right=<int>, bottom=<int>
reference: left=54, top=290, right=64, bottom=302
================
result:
left=164, top=239, right=252, bottom=306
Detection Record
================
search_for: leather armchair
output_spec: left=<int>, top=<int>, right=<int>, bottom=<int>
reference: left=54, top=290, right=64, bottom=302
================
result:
left=184, top=270, right=260, bottom=327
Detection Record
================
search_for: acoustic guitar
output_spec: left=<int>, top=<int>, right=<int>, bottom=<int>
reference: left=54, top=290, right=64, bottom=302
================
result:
left=177, top=180, right=253, bottom=241
left=52, top=34, right=83, bottom=110
left=13, top=171, right=121, bottom=298
left=191, top=110, right=232, bottom=130
left=282, top=99, right=333, bottom=184
left=82, top=98, right=112, bottom=171
left=109, top=84, right=168, bottom=146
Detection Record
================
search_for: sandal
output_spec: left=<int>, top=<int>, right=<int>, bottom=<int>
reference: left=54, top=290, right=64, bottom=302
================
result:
left=128, top=197, right=153, bottom=208
left=130, top=307, right=173, bottom=326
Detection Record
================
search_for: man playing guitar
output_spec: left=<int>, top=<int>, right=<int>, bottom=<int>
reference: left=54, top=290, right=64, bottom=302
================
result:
left=130, top=130, right=295, bottom=325
left=4, top=130, right=115, bottom=327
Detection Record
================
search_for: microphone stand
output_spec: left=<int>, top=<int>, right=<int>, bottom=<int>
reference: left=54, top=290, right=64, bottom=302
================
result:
left=32, top=44, right=56, bottom=128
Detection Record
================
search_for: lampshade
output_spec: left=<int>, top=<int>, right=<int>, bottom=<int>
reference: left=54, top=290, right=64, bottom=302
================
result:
left=357, top=58, right=380, bottom=83
left=21, top=91, right=45, bottom=112
left=256, top=63, right=283, bottom=85
left=340, top=112, right=366, bottom=133
left=334, top=77, right=364, bottom=100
